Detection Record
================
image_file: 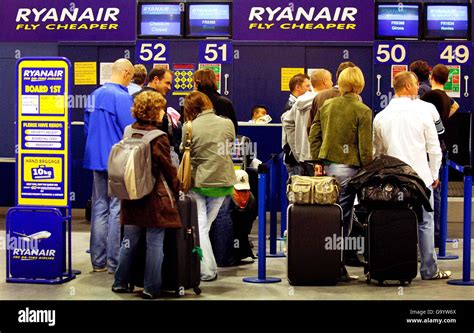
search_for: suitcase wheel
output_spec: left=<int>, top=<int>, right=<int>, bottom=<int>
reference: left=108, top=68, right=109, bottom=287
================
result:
left=400, top=280, right=412, bottom=286
left=193, top=287, right=202, bottom=295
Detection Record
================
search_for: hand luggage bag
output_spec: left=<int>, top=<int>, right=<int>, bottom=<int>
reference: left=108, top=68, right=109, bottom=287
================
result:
left=365, top=207, right=418, bottom=286
left=287, top=204, right=343, bottom=285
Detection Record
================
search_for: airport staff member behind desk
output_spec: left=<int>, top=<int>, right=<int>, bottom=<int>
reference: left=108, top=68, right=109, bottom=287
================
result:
left=83, top=58, right=135, bottom=274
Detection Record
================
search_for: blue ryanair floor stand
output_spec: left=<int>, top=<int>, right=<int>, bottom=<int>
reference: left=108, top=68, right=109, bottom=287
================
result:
left=446, top=162, right=474, bottom=286
left=7, top=57, right=76, bottom=284
left=243, top=164, right=281, bottom=284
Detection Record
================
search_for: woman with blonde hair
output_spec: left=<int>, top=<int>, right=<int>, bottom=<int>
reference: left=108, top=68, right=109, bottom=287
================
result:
left=112, top=90, right=181, bottom=299
left=183, top=91, right=235, bottom=281
left=309, top=67, right=373, bottom=281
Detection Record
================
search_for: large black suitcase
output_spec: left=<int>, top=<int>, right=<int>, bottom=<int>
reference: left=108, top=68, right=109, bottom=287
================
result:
left=129, top=195, right=201, bottom=296
left=287, top=204, right=343, bottom=285
left=161, top=195, right=202, bottom=296
left=365, top=207, right=418, bottom=286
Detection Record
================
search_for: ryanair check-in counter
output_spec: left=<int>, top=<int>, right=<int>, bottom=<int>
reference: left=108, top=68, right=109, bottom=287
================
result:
left=0, top=0, right=472, bottom=208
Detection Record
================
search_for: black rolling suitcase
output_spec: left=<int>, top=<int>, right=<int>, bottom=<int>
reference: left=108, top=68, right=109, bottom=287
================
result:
left=161, top=195, right=202, bottom=296
left=129, top=195, right=201, bottom=296
left=365, top=207, right=418, bottom=286
left=287, top=204, right=343, bottom=285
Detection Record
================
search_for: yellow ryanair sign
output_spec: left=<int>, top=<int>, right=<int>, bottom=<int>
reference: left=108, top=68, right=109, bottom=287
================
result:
left=17, top=58, right=70, bottom=207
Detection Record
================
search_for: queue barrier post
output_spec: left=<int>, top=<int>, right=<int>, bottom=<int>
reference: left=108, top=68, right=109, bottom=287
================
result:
left=279, top=154, right=289, bottom=247
left=447, top=163, right=474, bottom=286
left=267, top=154, right=285, bottom=258
left=438, top=159, right=459, bottom=260
left=243, top=163, right=281, bottom=284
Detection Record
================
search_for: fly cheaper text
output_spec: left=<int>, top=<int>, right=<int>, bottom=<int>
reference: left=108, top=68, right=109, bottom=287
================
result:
left=248, top=6, right=359, bottom=31
left=15, top=7, right=121, bottom=31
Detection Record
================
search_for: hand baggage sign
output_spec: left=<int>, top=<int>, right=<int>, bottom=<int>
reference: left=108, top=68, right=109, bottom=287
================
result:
left=17, top=58, right=70, bottom=207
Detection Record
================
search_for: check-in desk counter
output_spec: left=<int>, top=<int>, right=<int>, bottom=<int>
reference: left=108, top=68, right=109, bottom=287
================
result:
left=237, top=122, right=283, bottom=162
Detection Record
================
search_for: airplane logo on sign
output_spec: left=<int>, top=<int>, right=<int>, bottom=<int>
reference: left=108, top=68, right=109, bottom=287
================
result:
left=13, top=231, right=52, bottom=242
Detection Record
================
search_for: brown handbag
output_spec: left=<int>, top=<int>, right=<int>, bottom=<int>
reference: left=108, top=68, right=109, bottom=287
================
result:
left=177, top=121, right=193, bottom=193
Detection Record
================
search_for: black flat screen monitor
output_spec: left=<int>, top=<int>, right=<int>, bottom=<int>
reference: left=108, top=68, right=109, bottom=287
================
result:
left=424, top=3, right=470, bottom=40
left=138, top=2, right=184, bottom=38
left=376, top=3, right=421, bottom=39
left=186, top=3, right=232, bottom=38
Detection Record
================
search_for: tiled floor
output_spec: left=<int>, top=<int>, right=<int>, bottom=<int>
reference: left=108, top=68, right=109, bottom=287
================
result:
left=0, top=214, right=473, bottom=301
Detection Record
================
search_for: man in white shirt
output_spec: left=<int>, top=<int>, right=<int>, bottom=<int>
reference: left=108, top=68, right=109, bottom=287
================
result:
left=283, top=69, right=333, bottom=175
left=373, top=71, right=451, bottom=280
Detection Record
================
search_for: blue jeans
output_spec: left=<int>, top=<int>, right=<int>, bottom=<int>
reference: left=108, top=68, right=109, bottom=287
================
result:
left=419, top=187, right=439, bottom=279
left=113, top=225, right=165, bottom=295
left=325, top=164, right=359, bottom=237
left=188, top=191, right=225, bottom=280
left=90, top=171, right=121, bottom=272
left=209, top=196, right=236, bottom=267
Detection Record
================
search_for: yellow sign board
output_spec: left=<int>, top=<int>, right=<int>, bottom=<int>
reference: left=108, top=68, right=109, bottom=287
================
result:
left=17, top=58, right=70, bottom=207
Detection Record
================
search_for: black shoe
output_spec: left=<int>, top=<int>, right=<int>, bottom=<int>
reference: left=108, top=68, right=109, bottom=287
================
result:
left=112, top=286, right=131, bottom=293
left=142, top=291, right=161, bottom=299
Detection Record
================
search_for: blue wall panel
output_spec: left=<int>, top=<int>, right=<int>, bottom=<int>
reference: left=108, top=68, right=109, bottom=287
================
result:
left=232, top=44, right=306, bottom=122
left=305, top=45, right=374, bottom=110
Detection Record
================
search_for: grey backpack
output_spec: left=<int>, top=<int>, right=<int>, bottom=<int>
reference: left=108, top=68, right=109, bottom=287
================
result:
left=108, top=126, right=167, bottom=200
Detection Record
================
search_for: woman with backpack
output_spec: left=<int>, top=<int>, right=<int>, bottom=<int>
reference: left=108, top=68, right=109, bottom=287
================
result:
left=112, top=90, right=181, bottom=299
left=183, top=91, right=236, bottom=281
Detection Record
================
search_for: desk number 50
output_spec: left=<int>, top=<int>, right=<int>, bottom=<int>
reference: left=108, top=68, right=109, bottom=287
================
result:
left=376, top=44, right=406, bottom=63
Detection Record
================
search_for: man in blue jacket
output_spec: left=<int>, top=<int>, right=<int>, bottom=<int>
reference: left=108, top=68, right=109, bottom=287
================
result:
left=84, top=58, right=135, bottom=273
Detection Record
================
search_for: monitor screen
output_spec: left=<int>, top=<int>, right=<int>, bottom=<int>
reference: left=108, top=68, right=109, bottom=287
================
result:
left=139, top=3, right=183, bottom=37
left=376, top=3, right=421, bottom=39
left=424, top=4, right=470, bottom=40
left=187, top=3, right=231, bottom=37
